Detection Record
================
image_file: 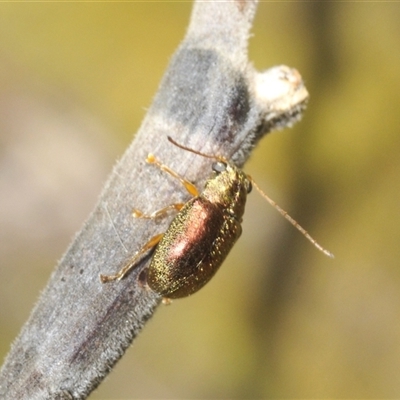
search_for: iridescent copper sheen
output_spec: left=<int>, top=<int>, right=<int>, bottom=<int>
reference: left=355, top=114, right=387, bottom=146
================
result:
left=100, top=139, right=333, bottom=298
left=147, top=161, right=251, bottom=298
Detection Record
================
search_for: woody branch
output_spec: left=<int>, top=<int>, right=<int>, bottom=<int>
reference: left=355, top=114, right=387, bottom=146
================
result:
left=0, top=1, right=308, bottom=399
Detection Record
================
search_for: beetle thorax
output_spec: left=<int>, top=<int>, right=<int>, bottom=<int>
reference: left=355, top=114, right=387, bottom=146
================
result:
left=201, top=163, right=249, bottom=220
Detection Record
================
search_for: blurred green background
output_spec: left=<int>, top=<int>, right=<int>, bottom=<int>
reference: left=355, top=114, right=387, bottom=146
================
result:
left=1, top=2, right=400, bottom=399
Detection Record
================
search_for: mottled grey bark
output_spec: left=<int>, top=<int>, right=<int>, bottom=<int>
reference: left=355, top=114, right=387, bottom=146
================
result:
left=0, top=1, right=308, bottom=399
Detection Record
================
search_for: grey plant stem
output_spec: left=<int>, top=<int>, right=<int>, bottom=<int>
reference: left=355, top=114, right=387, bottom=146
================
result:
left=0, top=1, right=308, bottom=399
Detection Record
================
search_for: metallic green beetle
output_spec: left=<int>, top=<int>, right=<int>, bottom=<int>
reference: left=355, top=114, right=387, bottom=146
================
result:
left=100, top=137, right=333, bottom=299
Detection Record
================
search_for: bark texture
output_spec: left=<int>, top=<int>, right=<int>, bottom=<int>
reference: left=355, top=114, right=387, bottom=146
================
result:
left=0, top=1, right=308, bottom=399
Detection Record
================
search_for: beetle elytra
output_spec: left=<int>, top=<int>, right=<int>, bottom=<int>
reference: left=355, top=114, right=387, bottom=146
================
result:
left=100, top=137, right=333, bottom=299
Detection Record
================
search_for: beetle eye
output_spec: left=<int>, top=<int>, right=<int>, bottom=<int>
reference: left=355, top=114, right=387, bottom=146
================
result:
left=246, top=180, right=252, bottom=193
left=212, top=161, right=227, bottom=173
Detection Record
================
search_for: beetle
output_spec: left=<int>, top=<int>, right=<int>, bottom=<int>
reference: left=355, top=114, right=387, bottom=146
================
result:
left=100, top=136, right=333, bottom=299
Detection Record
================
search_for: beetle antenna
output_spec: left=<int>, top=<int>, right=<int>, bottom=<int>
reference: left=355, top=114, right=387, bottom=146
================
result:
left=167, top=136, right=224, bottom=161
left=250, top=178, right=334, bottom=258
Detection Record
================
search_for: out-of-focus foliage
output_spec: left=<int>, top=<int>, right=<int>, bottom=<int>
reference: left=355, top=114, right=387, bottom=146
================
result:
left=1, top=3, right=400, bottom=399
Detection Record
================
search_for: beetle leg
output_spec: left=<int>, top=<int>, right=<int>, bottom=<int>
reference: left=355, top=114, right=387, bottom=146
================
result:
left=162, top=297, right=173, bottom=305
left=100, top=233, right=164, bottom=283
left=132, top=203, right=184, bottom=219
left=146, top=153, right=199, bottom=197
